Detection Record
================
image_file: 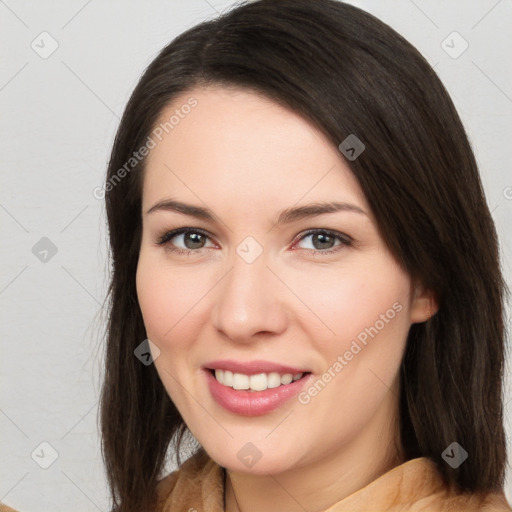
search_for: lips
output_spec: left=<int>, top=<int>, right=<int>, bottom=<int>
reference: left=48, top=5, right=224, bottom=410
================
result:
left=203, top=359, right=309, bottom=375
left=203, top=360, right=313, bottom=416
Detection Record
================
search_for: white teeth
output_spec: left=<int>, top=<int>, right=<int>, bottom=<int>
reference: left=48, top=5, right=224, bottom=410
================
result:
left=223, top=370, right=234, bottom=386
left=212, top=369, right=305, bottom=391
left=280, top=373, right=293, bottom=385
left=233, top=373, right=249, bottom=390
left=267, top=372, right=281, bottom=388
left=249, top=373, right=268, bottom=391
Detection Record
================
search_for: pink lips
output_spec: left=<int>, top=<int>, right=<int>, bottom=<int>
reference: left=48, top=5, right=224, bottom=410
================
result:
left=203, top=359, right=308, bottom=376
left=202, top=359, right=312, bottom=416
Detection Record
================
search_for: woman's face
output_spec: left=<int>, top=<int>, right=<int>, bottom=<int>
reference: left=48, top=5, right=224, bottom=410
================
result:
left=136, top=86, right=430, bottom=474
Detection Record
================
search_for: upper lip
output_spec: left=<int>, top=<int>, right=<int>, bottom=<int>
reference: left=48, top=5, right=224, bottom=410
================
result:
left=203, top=359, right=309, bottom=376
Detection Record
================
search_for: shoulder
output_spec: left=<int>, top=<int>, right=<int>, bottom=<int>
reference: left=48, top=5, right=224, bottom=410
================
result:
left=433, top=487, right=512, bottom=511
left=409, top=488, right=512, bottom=511
left=155, top=448, right=224, bottom=512
left=340, top=457, right=512, bottom=512
left=394, top=458, right=512, bottom=512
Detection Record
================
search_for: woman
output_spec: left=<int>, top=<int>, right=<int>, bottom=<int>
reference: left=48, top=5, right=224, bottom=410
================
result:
left=98, top=0, right=511, bottom=511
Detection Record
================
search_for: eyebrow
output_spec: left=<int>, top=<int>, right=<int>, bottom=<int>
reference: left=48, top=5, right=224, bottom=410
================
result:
left=145, top=199, right=367, bottom=224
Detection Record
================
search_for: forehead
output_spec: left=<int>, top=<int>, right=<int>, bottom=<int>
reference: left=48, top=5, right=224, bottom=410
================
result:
left=142, top=86, right=369, bottom=215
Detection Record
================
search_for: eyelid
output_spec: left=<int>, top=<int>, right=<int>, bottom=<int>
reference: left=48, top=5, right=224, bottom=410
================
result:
left=291, top=228, right=353, bottom=248
left=156, top=227, right=216, bottom=247
left=156, top=227, right=353, bottom=254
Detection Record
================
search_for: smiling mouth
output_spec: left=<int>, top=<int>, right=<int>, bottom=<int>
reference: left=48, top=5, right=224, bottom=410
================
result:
left=207, top=368, right=312, bottom=392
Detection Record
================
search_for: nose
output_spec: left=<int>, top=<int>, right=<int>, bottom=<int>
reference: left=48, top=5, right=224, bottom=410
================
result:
left=211, top=250, right=288, bottom=343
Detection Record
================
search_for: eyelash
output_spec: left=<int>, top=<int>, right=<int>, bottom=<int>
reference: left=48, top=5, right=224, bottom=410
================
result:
left=155, top=227, right=353, bottom=257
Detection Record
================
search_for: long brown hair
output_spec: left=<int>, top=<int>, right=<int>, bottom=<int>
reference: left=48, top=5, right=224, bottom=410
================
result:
left=99, top=0, right=509, bottom=510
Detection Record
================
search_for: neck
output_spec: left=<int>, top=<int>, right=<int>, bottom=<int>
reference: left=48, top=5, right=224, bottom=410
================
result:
left=224, top=388, right=404, bottom=512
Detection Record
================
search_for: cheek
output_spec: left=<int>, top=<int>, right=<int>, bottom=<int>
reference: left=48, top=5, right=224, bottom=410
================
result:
left=136, top=253, right=208, bottom=411
left=290, top=257, right=411, bottom=349
left=293, top=263, right=410, bottom=440
left=135, top=250, right=215, bottom=353
left=136, top=259, right=169, bottom=340
left=292, top=256, right=412, bottom=418
left=136, top=252, right=183, bottom=343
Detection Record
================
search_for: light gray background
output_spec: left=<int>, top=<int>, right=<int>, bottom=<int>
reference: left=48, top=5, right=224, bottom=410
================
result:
left=1, top=0, right=511, bottom=510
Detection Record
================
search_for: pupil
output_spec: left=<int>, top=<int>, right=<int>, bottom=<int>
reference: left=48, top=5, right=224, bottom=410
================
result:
left=185, top=232, right=204, bottom=249
left=314, top=233, right=333, bottom=250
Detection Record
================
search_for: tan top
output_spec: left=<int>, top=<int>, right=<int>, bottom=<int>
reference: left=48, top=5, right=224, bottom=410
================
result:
left=154, top=449, right=512, bottom=512
left=1, top=451, right=510, bottom=512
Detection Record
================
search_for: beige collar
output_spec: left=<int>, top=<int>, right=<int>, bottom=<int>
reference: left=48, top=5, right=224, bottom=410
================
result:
left=156, top=449, right=511, bottom=512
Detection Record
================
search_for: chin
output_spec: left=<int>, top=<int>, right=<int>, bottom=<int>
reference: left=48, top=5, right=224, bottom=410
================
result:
left=205, top=443, right=303, bottom=475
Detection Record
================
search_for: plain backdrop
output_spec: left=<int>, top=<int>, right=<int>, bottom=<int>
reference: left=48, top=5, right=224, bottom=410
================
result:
left=1, top=0, right=511, bottom=510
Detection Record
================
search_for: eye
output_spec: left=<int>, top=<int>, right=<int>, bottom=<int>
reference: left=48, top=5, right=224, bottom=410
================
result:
left=156, top=227, right=353, bottom=256
left=293, top=229, right=353, bottom=255
left=156, top=227, right=215, bottom=255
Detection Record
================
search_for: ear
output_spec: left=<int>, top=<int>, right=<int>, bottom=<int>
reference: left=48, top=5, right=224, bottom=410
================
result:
left=409, top=279, right=439, bottom=324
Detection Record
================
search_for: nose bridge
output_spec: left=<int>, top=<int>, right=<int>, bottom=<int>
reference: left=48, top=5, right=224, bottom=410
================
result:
left=212, top=244, right=286, bottom=341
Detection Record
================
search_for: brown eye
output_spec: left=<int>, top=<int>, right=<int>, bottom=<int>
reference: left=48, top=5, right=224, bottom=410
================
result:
left=157, top=228, right=215, bottom=254
left=295, top=229, right=352, bottom=255
left=181, top=232, right=207, bottom=249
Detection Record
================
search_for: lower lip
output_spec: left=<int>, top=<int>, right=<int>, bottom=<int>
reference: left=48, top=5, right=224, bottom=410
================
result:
left=204, top=369, right=312, bottom=416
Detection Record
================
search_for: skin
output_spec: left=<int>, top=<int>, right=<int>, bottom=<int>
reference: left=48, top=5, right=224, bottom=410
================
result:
left=136, top=85, right=436, bottom=512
